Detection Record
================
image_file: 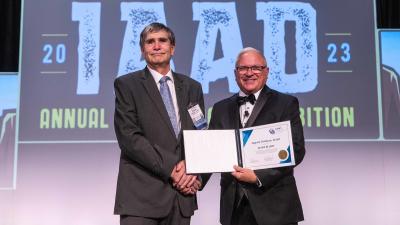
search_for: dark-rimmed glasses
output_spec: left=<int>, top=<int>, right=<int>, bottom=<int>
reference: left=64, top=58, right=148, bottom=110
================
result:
left=236, top=65, right=266, bottom=74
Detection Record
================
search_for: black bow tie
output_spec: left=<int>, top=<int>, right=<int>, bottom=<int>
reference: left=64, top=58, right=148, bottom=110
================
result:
left=237, top=94, right=256, bottom=105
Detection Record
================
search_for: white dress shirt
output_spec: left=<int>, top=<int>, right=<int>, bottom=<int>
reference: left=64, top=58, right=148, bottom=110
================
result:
left=148, top=67, right=181, bottom=131
left=238, top=89, right=263, bottom=187
left=238, top=89, right=262, bottom=127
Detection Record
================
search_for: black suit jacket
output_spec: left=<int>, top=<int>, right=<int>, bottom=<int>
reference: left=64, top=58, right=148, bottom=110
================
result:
left=209, top=85, right=305, bottom=225
left=113, top=67, right=204, bottom=218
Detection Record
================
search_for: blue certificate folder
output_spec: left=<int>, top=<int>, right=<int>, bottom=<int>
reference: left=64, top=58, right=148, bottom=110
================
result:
left=183, top=120, right=295, bottom=173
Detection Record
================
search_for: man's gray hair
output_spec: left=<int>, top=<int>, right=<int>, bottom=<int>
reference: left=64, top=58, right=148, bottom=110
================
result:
left=235, top=47, right=267, bottom=67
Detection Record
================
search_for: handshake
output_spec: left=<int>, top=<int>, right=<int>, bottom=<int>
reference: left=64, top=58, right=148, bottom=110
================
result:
left=170, top=160, right=202, bottom=195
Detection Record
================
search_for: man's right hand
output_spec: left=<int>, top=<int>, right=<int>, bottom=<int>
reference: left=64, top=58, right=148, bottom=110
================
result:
left=171, top=160, right=188, bottom=185
left=171, top=160, right=201, bottom=195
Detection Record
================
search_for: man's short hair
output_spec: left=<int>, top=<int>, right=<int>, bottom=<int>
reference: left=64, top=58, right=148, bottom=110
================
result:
left=235, top=47, right=267, bottom=67
left=140, top=22, right=176, bottom=49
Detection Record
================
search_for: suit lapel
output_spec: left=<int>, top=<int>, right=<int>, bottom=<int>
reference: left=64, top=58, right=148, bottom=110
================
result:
left=173, top=72, right=190, bottom=131
left=245, top=86, right=271, bottom=128
left=230, top=94, right=241, bottom=129
left=140, top=68, right=176, bottom=138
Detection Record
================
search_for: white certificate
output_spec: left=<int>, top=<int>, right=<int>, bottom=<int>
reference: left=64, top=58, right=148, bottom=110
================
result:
left=240, top=121, right=295, bottom=170
left=183, top=130, right=238, bottom=173
left=183, top=120, right=295, bottom=173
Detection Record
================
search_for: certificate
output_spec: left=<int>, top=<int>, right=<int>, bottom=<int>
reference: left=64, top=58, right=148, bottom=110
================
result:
left=183, top=120, right=295, bottom=173
left=239, top=121, right=295, bottom=170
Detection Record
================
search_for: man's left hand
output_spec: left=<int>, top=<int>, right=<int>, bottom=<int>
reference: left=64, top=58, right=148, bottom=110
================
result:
left=178, top=178, right=202, bottom=195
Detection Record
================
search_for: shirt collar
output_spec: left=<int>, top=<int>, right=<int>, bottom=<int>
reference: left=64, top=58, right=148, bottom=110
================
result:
left=148, top=66, right=174, bottom=84
left=238, top=88, right=262, bottom=100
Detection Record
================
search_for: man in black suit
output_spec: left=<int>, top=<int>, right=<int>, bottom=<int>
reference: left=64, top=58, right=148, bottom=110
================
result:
left=113, top=22, right=204, bottom=225
left=208, top=47, right=306, bottom=225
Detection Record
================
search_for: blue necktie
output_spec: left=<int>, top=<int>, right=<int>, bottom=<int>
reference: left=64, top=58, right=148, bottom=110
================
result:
left=159, top=76, right=179, bottom=137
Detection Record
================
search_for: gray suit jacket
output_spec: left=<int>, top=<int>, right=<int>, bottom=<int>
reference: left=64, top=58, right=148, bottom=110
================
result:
left=208, top=86, right=305, bottom=225
left=113, top=67, right=204, bottom=218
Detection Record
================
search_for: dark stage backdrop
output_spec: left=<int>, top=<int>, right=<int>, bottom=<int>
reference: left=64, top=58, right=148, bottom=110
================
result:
left=0, top=1, right=400, bottom=225
left=0, top=0, right=399, bottom=72
left=16, top=0, right=386, bottom=141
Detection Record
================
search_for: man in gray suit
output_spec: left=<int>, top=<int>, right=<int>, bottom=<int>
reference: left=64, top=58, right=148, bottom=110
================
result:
left=208, top=47, right=305, bottom=225
left=114, top=22, right=204, bottom=225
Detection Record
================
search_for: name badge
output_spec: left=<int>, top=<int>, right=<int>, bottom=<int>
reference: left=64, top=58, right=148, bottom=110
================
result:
left=187, top=104, right=207, bottom=130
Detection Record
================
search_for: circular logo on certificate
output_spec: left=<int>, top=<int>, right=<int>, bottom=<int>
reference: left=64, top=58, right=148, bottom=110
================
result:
left=278, top=150, right=288, bottom=160
left=269, top=129, right=275, bottom=134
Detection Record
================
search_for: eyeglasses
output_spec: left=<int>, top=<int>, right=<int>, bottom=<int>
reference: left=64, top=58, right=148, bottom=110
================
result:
left=236, top=65, right=266, bottom=74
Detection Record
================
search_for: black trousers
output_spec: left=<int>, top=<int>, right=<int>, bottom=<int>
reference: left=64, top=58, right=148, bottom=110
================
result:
left=231, top=195, right=298, bottom=225
left=231, top=196, right=258, bottom=225
left=120, top=197, right=190, bottom=225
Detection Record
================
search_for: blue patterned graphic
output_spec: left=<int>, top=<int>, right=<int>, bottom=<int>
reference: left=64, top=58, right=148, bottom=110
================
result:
left=242, top=130, right=253, bottom=147
left=72, top=2, right=101, bottom=95
left=257, top=2, right=317, bottom=93
left=191, top=2, right=243, bottom=93
left=118, top=3, right=174, bottom=76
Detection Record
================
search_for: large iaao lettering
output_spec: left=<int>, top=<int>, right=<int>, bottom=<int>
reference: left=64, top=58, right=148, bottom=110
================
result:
left=118, top=2, right=175, bottom=76
left=72, top=1, right=317, bottom=95
left=72, top=2, right=101, bottom=95
left=257, top=2, right=317, bottom=93
left=191, top=2, right=243, bottom=93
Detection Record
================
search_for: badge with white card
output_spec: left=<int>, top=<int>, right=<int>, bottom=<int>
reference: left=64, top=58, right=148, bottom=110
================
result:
left=187, top=104, right=207, bottom=130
